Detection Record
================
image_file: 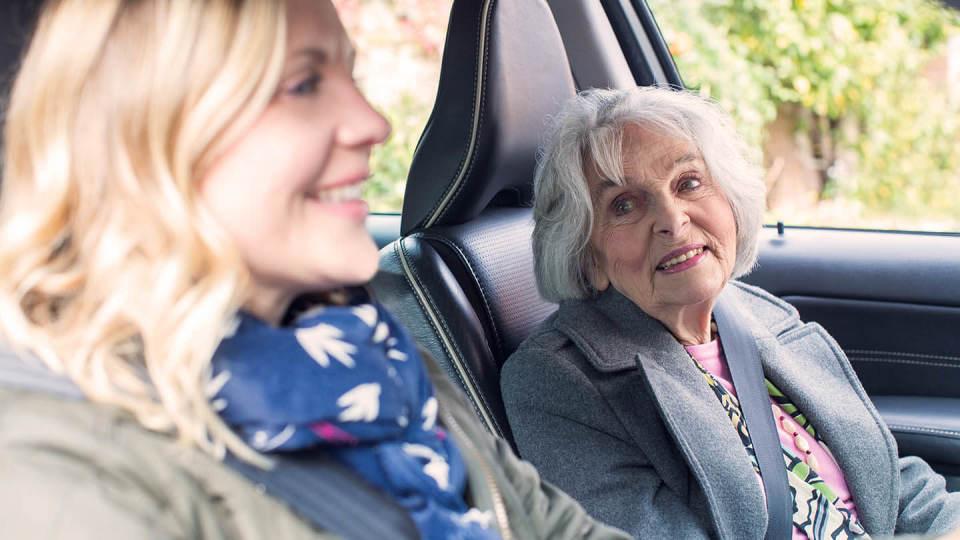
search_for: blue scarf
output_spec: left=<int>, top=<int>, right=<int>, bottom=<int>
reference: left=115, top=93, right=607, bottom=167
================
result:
left=211, top=298, right=500, bottom=540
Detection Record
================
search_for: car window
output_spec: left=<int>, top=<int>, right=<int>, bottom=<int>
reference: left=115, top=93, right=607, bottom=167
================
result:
left=332, top=0, right=453, bottom=214
left=647, top=0, right=960, bottom=233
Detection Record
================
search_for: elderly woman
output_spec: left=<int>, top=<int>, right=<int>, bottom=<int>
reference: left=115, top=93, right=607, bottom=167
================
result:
left=501, top=87, right=960, bottom=540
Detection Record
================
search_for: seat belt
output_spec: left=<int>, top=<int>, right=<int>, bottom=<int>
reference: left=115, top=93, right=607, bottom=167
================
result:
left=223, top=452, right=419, bottom=540
left=713, top=298, right=792, bottom=540
left=0, top=348, right=419, bottom=540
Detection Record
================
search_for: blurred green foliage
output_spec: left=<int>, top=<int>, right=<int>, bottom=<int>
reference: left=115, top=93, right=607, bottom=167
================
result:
left=366, top=95, right=422, bottom=212
left=648, top=0, right=960, bottom=229
left=336, top=0, right=450, bottom=213
left=352, top=0, right=960, bottom=229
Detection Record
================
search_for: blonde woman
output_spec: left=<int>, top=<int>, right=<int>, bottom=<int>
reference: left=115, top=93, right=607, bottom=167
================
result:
left=0, top=1, right=629, bottom=538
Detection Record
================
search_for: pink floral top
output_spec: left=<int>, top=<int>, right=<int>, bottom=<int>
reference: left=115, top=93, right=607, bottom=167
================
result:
left=685, top=338, right=860, bottom=539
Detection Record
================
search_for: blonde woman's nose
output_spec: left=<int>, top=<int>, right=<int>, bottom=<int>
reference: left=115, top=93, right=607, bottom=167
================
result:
left=339, top=89, right=391, bottom=147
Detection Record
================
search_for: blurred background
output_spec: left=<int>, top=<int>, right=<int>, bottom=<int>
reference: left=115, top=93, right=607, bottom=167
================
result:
left=335, top=0, right=960, bottom=233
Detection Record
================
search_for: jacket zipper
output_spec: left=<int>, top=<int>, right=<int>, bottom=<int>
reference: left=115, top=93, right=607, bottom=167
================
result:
left=441, top=409, right=512, bottom=540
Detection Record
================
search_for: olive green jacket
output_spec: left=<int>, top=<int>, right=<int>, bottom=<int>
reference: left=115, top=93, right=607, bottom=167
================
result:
left=0, top=353, right=629, bottom=540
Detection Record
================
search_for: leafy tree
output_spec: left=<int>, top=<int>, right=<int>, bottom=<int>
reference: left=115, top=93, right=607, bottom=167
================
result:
left=649, top=0, right=960, bottom=229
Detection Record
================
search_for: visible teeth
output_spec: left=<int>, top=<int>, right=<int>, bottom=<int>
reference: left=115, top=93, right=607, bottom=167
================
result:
left=659, top=247, right=705, bottom=270
left=311, top=183, right=363, bottom=203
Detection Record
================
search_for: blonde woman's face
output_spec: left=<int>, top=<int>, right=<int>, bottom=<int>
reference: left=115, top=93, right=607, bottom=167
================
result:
left=200, top=0, right=390, bottom=319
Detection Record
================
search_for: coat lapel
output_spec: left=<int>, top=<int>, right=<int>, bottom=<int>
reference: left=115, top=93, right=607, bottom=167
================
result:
left=716, top=286, right=899, bottom=535
left=555, top=288, right=768, bottom=539
left=755, top=325, right=899, bottom=534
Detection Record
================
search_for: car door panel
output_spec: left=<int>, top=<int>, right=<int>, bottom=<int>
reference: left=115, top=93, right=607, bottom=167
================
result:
left=745, top=227, right=960, bottom=489
left=874, top=396, right=960, bottom=491
left=782, top=297, right=960, bottom=397
left=746, top=228, right=960, bottom=306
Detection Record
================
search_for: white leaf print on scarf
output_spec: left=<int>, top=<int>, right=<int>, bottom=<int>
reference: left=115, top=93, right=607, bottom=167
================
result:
left=251, top=424, right=296, bottom=451
left=421, top=397, right=438, bottom=431
left=387, top=349, right=408, bottom=361
left=402, top=443, right=451, bottom=490
left=352, top=305, right=378, bottom=327
left=296, top=324, right=357, bottom=368
left=372, top=322, right=390, bottom=343
left=337, top=383, right=381, bottom=422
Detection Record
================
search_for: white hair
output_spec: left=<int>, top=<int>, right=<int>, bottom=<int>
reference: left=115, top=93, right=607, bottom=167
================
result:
left=532, top=86, right=766, bottom=302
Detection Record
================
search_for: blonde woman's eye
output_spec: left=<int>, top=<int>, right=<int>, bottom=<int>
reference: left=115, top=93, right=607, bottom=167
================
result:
left=288, top=74, right=321, bottom=96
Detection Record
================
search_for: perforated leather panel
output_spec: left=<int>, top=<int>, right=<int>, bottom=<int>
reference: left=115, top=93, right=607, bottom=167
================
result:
left=372, top=209, right=558, bottom=448
left=424, top=208, right=557, bottom=360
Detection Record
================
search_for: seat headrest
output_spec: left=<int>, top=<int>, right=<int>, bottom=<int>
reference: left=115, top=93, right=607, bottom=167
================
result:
left=400, top=0, right=577, bottom=235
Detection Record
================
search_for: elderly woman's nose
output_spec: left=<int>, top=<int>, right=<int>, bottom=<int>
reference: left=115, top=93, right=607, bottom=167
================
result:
left=653, top=198, right=690, bottom=236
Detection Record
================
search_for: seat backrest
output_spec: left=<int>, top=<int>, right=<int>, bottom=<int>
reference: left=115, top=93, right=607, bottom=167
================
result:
left=372, top=0, right=576, bottom=446
left=1, top=2, right=41, bottom=96
left=1, top=1, right=42, bottom=165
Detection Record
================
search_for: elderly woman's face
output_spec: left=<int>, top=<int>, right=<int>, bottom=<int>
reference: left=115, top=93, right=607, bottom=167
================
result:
left=588, top=124, right=737, bottom=314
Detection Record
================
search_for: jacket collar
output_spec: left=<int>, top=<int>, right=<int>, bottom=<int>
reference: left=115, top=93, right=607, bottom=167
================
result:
left=554, top=282, right=787, bottom=373
left=554, top=286, right=679, bottom=373
left=756, top=330, right=898, bottom=534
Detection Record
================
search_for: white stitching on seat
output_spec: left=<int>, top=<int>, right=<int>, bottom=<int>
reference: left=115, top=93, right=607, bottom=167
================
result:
left=887, top=424, right=960, bottom=439
left=847, top=349, right=960, bottom=362
left=394, top=243, right=467, bottom=388
left=396, top=239, right=504, bottom=437
left=423, top=0, right=495, bottom=228
left=848, top=357, right=960, bottom=370
left=398, top=240, right=496, bottom=431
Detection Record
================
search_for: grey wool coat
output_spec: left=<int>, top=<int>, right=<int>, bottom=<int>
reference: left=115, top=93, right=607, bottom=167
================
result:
left=501, top=280, right=960, bottom=539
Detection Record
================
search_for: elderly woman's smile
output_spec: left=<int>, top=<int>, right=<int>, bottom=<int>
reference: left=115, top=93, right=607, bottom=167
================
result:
left=586, top=124, right=737, bottom=344
left=656, top=244, right=708, bottom=272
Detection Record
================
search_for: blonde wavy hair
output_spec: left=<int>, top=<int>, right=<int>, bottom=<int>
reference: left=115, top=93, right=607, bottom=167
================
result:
left=0, top=0, right=288, bottom=465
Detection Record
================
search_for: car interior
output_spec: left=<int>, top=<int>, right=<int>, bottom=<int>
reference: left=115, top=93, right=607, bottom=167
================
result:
left=0, top=0, right=957, bottom=511
left=367, top=0, right=960, bottom=491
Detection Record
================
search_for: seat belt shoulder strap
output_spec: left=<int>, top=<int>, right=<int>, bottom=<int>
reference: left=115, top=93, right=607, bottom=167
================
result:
left=713, top=299, right=792, bottom=540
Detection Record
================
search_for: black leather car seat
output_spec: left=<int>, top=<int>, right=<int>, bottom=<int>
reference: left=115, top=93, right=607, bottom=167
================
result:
left=371, top=0, right=577, bottom=447
left=1, top=2, right=41, bottom=108
left=0, top=2, right=42, bottom=180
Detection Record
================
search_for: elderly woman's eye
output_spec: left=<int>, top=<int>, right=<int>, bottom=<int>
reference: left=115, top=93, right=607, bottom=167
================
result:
left=612, top=196, right=636, bottom=216
left=679, top=177, right=702, bottom=191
